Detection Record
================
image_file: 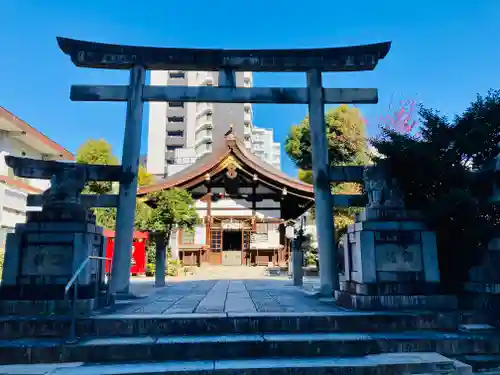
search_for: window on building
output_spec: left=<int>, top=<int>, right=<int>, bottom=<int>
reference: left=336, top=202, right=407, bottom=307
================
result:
left=268, top=223, right=280, bottom=232
left=206, top=143, right=212, bottom=151
left=169, top=71, right=185, bottom=79
left=211, top=230, right=222, bottom=250
left=167, top=130, right=184, bottom=137
left=256, top=223, right=268, bottom=234
left=166, top=145, right=182, bottom=151
left=168, top=116, right=184, bottom=123
left=168, top=102, right=184, bottom=108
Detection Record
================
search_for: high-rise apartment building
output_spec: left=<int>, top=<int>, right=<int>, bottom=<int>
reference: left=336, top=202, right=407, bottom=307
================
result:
left=251, top=126, right=281, bottom=170
left=147, top=70, right=281, bottom=177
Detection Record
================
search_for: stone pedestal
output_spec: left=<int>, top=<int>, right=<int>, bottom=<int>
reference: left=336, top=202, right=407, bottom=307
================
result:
left=463, top=236, right=500, bottom=310
left=0, top=208, right=108, bottom=315
left=335, top=208, right=457, bottom=310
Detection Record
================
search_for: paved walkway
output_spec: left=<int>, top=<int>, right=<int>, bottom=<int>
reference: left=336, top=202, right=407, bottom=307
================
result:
left=110, top=278, right=338, bottom=315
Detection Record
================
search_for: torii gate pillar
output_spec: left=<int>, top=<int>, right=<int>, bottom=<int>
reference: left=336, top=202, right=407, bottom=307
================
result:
left=307, top=69, right=337, bottom=295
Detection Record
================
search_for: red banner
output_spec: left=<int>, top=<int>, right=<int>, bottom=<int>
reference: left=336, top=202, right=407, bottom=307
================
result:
left=104, top=233, right=147, bottom=276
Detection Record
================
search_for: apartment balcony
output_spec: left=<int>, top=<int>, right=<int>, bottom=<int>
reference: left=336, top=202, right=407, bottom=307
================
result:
left=243, top=72, right=253, bottom=87
left=199, top=75, right=214, bottom=86
left=244, top=124, right=252, bottom=135
left=244, top=111, right=252, bottom=123
left=166, top=122, right=184, bottom=132
left=166, top=136, right=185, bottom=146
left=196, top=148, right=211, bottom=158
left=196, top=120, right=213, bottom=133
left=196, top=103, right=213, bottom=118
left=195, top=131, right=213, bottom=147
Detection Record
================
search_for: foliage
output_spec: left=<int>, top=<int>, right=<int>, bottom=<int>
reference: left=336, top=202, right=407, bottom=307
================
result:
left=94, top=208, right=117, bottom=230
left=76, top=139, right=155, bottom=231
left=371, top=89, right=500, bottom=292
left=146, top=241, right=156, bottom=264
left=285, top=105, right=370, bottom=170
left=138, top=165, right=155, bottom=187
left=287, top=106, right=370, bottom=244
left=76, top=139, right=119, bottom=195
left=135, top=198, right=153, bottom=231
left=147, top=188, right=199, bottom=244
left=301, top=233, right=317, bottom=266
left=146, top=263, right=155, bottom=277
left=168, top=259, right=183, bottom=276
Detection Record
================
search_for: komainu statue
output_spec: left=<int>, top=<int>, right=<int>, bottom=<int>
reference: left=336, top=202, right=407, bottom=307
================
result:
left=42, top=167, right=87, bottom=208
left=363, top=164, right=405, bottom=208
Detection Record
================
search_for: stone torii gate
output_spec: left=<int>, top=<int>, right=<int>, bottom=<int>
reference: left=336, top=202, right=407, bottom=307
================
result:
left=57, top=37, right=391, bottom=296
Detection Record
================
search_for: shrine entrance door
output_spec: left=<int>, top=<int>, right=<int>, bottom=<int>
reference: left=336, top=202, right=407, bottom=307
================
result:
left=222, top=230, right=242, bottom=266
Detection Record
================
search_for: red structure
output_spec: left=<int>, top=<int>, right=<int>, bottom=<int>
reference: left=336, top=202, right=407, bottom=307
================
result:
left=103, top=230, right=148, bottom=276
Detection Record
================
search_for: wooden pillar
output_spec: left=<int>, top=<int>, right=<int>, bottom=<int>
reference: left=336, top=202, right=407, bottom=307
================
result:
left=111, top=65, right=146, bottom=296
left=251, top=174, right=257, bottom=232
left=306, top=69, right=338, bottom=296
left=205, top=177, right=212, bottom=259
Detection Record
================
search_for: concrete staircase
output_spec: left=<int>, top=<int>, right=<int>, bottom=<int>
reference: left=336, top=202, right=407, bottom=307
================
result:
left=0, top=311, right=499, bottom=374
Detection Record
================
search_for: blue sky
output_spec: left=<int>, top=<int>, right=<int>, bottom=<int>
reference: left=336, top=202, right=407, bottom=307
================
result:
left=1, top=1, right=499, bottom=176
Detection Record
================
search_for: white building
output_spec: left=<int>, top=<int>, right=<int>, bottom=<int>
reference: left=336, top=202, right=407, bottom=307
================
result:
left=147, top=70, right=281, bottom=177
left=0, top=107, right=74, bottom=247
left=251, top=126, right=281, bottom=170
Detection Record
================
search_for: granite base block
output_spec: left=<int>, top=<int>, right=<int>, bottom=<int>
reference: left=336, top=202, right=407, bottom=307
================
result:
left=0, top=297, right=104, bottom=316
left=464, top=282, right=500, bottom=295
left=340, top=280, right=442, bottom=295
left=460, top=292, right=500, bottom=311
left=334, top=290, right=458, bottom=311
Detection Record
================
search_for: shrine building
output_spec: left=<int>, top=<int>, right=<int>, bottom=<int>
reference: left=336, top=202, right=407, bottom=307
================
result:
left=137, top=132, right=314, bottom=267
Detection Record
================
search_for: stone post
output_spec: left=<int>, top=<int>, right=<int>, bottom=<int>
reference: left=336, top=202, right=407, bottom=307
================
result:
left=292, top=233, right=304, bottom=287
left=154, top=233, right=167, bottom=288
left=306, top=69, right=337, bottom=295
left=110, top=65, right=146, bottom=296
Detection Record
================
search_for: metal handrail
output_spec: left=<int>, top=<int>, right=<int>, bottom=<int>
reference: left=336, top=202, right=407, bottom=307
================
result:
left=64, top=255, right=112, bottom=342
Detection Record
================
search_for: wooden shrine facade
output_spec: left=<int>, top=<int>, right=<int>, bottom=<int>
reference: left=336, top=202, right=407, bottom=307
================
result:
left=138, top=132, right=314, bottom=267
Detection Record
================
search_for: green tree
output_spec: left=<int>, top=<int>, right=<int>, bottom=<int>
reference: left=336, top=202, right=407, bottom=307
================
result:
left=371, top=89, right=500, bottom=291
left=147, top=188, right=199, bottom=245
left=75, top=139, right=154, bottom=231
left=76, top=139, right=119, bottom=195
left=286, top=105, right=370, bottom=246
left=138, top=165, right=154, bottom=187
left=285, top=105, right=370, bottom=170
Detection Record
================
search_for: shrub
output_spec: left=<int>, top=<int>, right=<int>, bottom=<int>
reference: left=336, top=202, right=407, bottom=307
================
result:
left=145, top=263, right=155, bottom=277
left=371, top=91, right=500, bottom=292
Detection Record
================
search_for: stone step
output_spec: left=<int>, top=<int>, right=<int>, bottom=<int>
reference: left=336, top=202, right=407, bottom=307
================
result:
left=0, top=311, right=477, bottom=340
left=459, top=355, right=500, bottom=371
left=0, top=331, right=498, bottom=365
left=0, top=353, right=472, bottom=375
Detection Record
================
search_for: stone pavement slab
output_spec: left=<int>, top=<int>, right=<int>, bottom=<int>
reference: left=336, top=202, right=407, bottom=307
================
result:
left=106, top=277, right=342, bottom=316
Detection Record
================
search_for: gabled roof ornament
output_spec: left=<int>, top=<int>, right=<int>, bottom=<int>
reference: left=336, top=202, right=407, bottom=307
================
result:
left=225, top=124, right=235, bottom=140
